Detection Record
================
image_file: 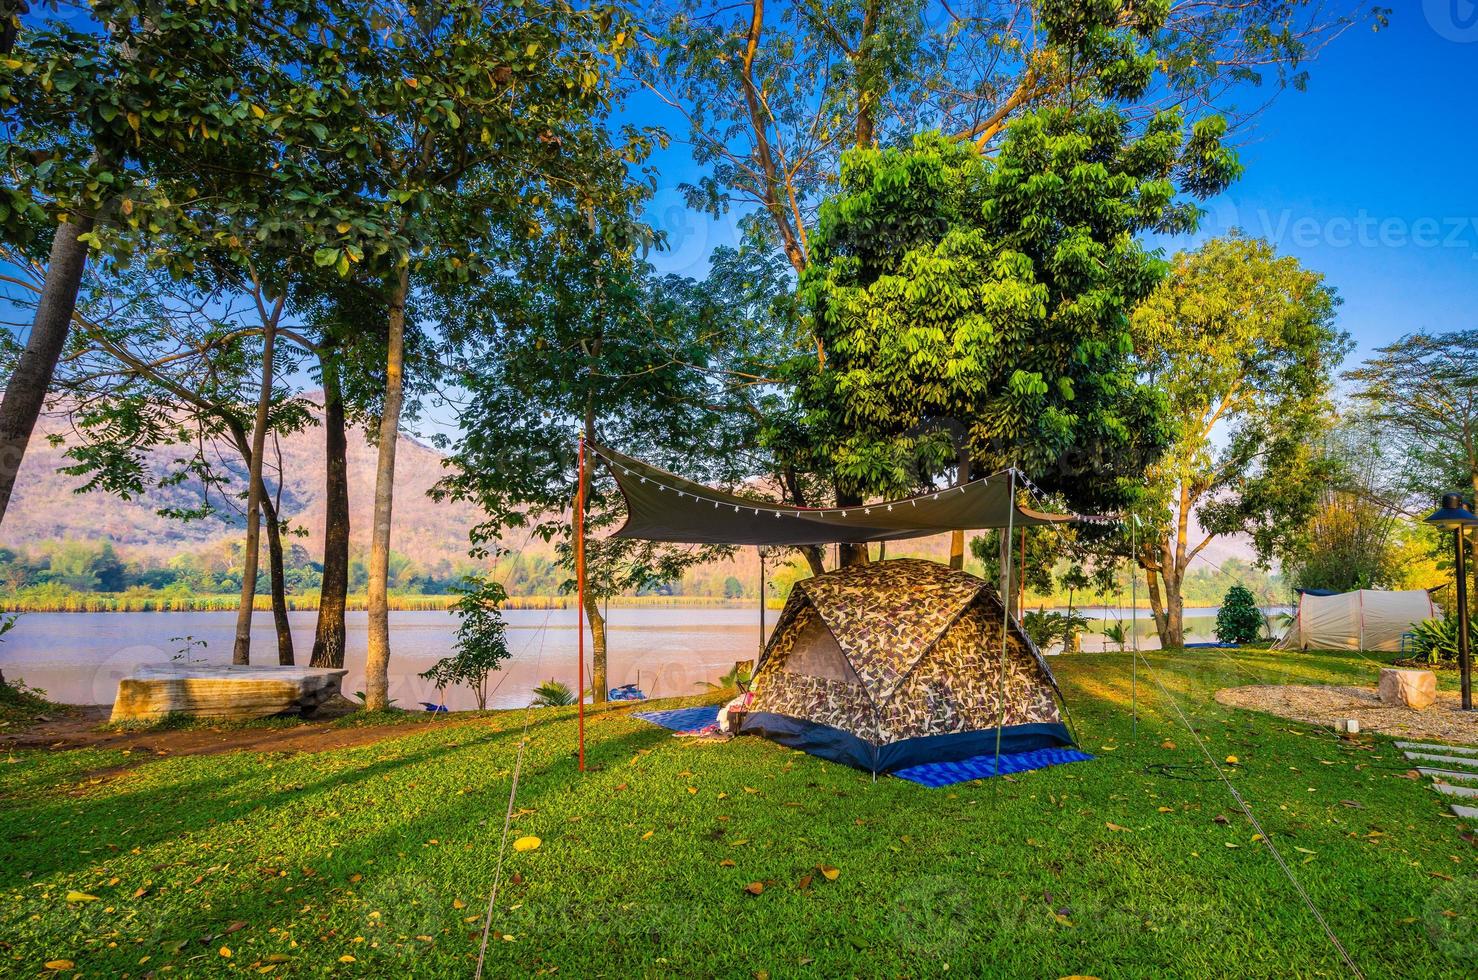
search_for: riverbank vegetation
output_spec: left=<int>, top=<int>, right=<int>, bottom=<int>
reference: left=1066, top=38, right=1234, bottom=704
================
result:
left=0, top=647, right=1471, bottom=976
left=0, top=536, right=1294, bottom=613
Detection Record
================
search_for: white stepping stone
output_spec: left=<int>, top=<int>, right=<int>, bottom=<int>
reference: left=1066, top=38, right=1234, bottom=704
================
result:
left=1450, top=804, right=1478, bottom=819
left=1403, top=752, right=1478, bottom=768
left=1418, top=767, right=1478, bottom=782
left=1433, top=782, right=1478, bottom=799
left=1396, top=741, right=1478, bottom=756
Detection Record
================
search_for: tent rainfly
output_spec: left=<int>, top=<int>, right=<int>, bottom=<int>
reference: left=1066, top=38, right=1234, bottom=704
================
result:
left=740, top=558, right=1070, bottom=773
left=1273, top=589, right=1439, bottom=652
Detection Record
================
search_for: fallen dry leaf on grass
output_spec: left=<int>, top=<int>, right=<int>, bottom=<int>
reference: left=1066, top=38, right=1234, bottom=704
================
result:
left=744, top=882, right=764, bottom=896
left=43, top=961, right=74, bottom=972
left=64, top=891, right=98, bottom=903
left=1105, top=823, right=1131, bottom=833
left=512, top=836, right=541, bottom=853
left=818, top=865, right=840, bottom=881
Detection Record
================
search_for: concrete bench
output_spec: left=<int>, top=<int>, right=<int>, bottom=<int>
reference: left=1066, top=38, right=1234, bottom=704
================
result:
left=110, top=663, right=349, bottom=723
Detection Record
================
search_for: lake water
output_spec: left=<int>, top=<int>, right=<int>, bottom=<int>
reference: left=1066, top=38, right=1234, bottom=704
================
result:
left=0, top=605, right=1261, bottom=711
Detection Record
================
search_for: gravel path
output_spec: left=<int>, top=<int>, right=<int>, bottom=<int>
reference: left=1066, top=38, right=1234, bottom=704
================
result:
left=1215, top=683, right=1478, bottom=745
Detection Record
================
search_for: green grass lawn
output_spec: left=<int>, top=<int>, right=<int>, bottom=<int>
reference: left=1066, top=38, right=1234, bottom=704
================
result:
left=3, top=648, right=1476, bottom=977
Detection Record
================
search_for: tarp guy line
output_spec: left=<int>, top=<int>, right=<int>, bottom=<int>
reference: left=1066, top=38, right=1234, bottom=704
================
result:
left=474, top=609, right=553, bottom=980
left=1134, top=649, right=1365, bottom=979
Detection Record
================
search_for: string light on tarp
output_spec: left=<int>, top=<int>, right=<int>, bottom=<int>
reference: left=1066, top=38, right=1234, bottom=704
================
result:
left=595, top=443, right=1109, bottom=524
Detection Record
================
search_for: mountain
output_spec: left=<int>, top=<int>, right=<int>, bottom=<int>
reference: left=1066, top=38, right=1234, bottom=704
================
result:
left=0, top=401, right=489, bottom=570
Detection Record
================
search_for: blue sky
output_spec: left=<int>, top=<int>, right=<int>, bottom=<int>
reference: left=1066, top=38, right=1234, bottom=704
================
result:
left=637, top=6, right=1478, bottom=371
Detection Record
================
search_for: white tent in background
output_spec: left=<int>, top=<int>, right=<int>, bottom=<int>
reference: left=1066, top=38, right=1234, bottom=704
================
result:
left=1273, top=589, right=1439, bottom=652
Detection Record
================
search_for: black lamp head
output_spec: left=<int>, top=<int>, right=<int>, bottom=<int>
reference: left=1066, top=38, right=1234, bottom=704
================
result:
left=1425, top=494, right=1478, bottom=529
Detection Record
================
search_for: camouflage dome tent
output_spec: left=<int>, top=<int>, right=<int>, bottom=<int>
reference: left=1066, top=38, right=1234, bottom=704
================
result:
left=740, top=558, right=1069, bottom=773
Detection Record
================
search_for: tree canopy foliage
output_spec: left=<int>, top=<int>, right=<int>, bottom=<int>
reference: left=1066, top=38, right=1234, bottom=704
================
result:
left=1131, top=234, right=1348, bottom=646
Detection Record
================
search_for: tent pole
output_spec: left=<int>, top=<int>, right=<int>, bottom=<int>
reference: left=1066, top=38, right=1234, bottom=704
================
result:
left=993, top=469, right=1018, bottom=774
left=758, top=546, right=765, bottom=656
left=1131, top=516, right=1139, bottom=745
left=576, top=436, right=587, bottom=772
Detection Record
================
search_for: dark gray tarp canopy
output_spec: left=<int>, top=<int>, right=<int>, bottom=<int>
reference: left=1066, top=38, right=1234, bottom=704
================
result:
left=593, top=443, right=1077, bottom=547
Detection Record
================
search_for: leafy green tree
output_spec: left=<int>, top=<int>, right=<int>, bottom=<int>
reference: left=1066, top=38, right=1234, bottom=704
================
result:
left=1131, top=234, right=1348, bottom=647
left=440, top=252, right=747, bottom=702
left=305, top=0, right=646, bottom=711
left=0, top=0, right=346, bottom=535
left=649, top=1, right=1372, bottom=572
left=1347, top=330, right=1478, bottom=506
left=1214, top=584, right=1263, bottom=645
left=647, top=0, right=1372, bottom=277
left=796, top=104, right=1230, bottom=567
left=1283, top=415, right=1406, bottom=593
left=420, top=576, right=511, bottom=711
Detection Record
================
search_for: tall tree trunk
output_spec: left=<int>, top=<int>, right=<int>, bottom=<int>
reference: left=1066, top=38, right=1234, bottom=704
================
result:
left=231, top=305, right=279, bottom=664
left=580, top=396, right=609, bottom=703
left=1142, top=558, right=1168, bottom=646
left=948, top=451, right=971, bottom=570
left=799, top=546, right=825, bottom=577
left=1163, top=570, right=1185, bottom=649
left=222, top=417, right=292, bottom=662
left=311, top=354, right=350, bottom=668
left=260, top=494, right=294, bottom=665
left=998, top=531, right=1020, bottom=618
left=364, top=268, right=408, bottom=711
left=0, top=217, right=92, bottom=529
left=583, top=588, right=607, bottom=704
left=779, top=468, right=826, bottom=575
left=836, top=492, right=869, bottom=566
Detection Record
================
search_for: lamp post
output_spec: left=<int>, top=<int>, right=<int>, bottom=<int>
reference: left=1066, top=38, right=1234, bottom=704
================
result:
left=1424, top=494, right=1478, bottom=711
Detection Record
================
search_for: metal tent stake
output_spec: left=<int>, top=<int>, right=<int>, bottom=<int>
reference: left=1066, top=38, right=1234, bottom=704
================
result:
left=576, top=436, right=587, bottom=771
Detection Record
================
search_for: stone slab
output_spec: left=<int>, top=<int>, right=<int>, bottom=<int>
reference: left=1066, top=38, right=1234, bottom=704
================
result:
left=1417, top=767, right=1478, bottom=782
left=1404, top=752, right=1478, bottom=768
left=1433, top=782, right=1478, bottom=799
left=110, top=663, right=348, bottom=723
left=1396, top=741, right=1478, bottom=755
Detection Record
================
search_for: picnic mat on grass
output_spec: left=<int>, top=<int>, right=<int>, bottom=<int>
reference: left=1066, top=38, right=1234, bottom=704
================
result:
left=893, top=747, right=1094, bottom=787
left=633, top=706, right=721, bottom=734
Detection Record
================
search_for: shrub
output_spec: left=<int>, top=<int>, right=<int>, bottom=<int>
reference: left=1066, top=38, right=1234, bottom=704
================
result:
left=1408, top=616, right=1478, bottom=666
left=1021, top=609, right=1090, bottom=653
left=531, top=679, right=576, bottom=707
left=1215, top=585, right=1263, bottom=644
left=419, top=576, right=510, bottom=710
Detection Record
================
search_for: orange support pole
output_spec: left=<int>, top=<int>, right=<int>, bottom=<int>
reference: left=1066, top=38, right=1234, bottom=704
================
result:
left=576, top=436, right=587, bottom=772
